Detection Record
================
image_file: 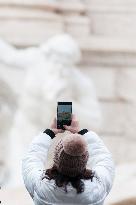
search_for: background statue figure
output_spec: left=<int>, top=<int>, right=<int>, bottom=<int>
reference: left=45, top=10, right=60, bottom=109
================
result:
left=0, top=34, right=101, bottom=187
left=0, top=78, right=16, bottom=185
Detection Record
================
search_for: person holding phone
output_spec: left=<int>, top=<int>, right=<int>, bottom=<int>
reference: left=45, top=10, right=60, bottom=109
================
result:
left=22, top=114, right=115, bottom=205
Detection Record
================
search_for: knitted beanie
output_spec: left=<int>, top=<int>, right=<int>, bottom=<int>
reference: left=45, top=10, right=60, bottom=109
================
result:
left=53, top=133, right=89, bottom=177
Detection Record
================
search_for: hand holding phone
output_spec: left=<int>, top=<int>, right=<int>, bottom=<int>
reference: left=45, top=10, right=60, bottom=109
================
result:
left=51, top=118, right=65, bottom=135
left=63, top=114, right=80, bottom=134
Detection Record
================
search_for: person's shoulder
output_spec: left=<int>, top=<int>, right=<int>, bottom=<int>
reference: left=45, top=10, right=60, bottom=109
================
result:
left=83, top=178, right=107, bottom=204
left=35, top=177, right=56, bottom=196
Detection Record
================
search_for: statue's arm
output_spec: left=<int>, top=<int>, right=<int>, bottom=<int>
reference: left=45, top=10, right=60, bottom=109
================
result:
left=0, top=39, right=35, bottom=68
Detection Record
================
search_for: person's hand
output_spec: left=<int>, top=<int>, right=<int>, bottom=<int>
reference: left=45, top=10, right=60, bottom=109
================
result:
left=51, top=117, right=65, bottom=135
left=63, top=114, right=80, bottom=134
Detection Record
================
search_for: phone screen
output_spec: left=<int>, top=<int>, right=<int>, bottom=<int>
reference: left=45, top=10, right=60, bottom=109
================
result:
left=58, top=105, right=71, bottom=121
left=57, top=102, right=72, bottom=129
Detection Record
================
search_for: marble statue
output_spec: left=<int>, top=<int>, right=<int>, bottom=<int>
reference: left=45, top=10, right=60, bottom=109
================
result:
left=0, top=34, right=101, bottom=186
left=0, top=78, right=16, bottom=185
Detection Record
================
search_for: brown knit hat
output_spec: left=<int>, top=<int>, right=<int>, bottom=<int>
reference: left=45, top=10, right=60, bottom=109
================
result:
left=53, top=133, right=89, bottom=177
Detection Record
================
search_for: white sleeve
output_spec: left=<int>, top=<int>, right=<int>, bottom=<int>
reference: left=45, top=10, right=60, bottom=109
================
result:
left=22, top=132, right=52, bottom=198
left=84, top=131, right=115, bottom=194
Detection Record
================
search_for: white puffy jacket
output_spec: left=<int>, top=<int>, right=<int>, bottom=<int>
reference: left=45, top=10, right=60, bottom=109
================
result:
left=22, top=131, right=115, bottom=205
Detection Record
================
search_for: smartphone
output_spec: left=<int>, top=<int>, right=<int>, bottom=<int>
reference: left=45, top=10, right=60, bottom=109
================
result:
left=57, top=102, right=72, bottom=130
